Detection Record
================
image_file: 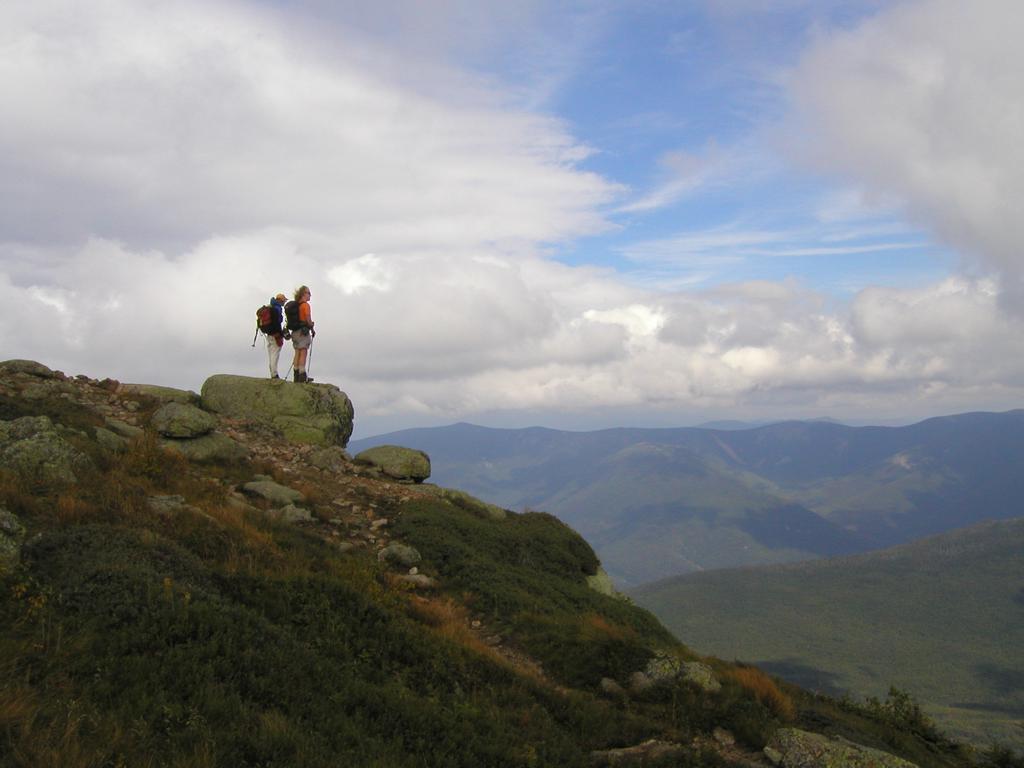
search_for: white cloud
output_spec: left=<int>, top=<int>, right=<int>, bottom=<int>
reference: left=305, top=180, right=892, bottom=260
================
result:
left=0, top=0, right=618, bottom=252
left=2, top=0, right=1023, bottom=435
left=787, top=0, right=1024, bottom=303
left=328, top=255, right=396, bottom=295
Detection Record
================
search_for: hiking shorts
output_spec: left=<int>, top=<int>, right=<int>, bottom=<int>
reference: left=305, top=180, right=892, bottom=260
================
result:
left=291, top=329, right=312, bottom=350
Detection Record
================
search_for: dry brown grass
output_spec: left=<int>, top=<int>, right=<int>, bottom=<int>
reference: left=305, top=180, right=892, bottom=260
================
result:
left=579, top=612, right=638, bottom=643
left=726, top=665, right=796, bottom=721
left=406, top=596, right=525, bottom=672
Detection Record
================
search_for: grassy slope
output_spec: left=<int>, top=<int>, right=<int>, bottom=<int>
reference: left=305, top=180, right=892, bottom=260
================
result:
left=632, top=518, right=1024, bottom=750
left=0, top=377, right=985, bottom=767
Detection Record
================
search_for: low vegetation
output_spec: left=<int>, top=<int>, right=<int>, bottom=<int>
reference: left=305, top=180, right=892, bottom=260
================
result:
left=1, top=379, right=1010, bottom=766
left=632, top=520, right=1024, bottom=751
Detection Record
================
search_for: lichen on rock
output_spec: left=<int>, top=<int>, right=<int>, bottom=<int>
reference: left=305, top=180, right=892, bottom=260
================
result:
left=150, top=402, right=218, bottom=438
left=354, top=445, right=430, bottom=483
left=0, top=415, right=93, bottom=485
left=201, top=374, right=354, bottom=447
left=764, top=728, right=919, bottom=767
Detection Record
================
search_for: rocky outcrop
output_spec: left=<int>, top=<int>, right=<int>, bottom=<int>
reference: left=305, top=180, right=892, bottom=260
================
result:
left=0, top=359, right=62, bottom=379
left=0, top=508, right=25, bottom=575
left=764, top=729, right=918, bottom=767
left=681, top=661, right=721, bottom=693
left=0, top=416, right=92, bottom=485
left=354, top=445, right=430, bottom=483
left=150, top=402, right=217, bottom=438
left=201, top=374, right=354, bottom=447
left=628, top=654, right=721, bottom=694
left=118, top=383, right=200, bottom=405
left=308, top=446, right=351, bottom=471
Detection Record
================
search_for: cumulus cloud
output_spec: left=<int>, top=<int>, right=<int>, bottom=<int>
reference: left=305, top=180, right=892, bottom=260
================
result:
left=787, top=0, right=1024, bottom=303
left=2, top=0, right=1023, bottom=435
left=0, top=0, right=616, bottom=252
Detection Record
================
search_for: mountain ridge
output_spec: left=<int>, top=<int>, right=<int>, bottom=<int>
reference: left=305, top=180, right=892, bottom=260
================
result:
left=350, top=409, right=1024, bottom=585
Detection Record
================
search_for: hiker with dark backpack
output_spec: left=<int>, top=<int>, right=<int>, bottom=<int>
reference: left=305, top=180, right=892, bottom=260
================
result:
left=253, top=293, right=288, bottom=379
left=285, top=285, right=315, bottom=383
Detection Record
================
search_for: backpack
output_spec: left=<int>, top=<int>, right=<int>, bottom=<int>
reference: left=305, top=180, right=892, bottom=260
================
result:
left=256, top=304, right=276, bottom=334
left=284, top=300, right=307, bottom=331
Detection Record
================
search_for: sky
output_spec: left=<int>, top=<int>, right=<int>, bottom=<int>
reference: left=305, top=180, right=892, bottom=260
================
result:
left=2, top=0, right=1023, bottom=437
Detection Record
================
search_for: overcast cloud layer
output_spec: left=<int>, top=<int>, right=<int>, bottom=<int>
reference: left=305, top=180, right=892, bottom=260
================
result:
left=1, top=0, right=1022, bottom=436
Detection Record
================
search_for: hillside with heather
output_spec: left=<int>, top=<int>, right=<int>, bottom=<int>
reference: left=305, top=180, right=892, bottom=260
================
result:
left=1, top=358, right=1010, bottom=767
left=350, top=413, right=1024, bottom=586
left=632, top=519, right=1024, bottom=751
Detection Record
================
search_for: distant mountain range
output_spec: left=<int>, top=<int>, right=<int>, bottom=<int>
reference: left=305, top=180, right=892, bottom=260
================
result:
left=350, top=410, right=1024, bottom=586
left=632, top=517, right=1024, bottom=750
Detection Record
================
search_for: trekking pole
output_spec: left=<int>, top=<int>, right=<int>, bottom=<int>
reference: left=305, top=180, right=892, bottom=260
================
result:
left=307, top=336, right=314, bottom=377
left=251, top=328, right=259, bottom=347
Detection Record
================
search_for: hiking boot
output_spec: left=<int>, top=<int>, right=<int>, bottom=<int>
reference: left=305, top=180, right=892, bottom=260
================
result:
left=303, top=376, right=314, bottom=384
left=293, top=370, right=301, bottom=383
left=271, top=374, right=280, bottom=380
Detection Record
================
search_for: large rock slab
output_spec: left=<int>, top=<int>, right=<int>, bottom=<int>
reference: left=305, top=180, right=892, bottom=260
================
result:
left=354, top=445, right=430, bottom=482
left=764, top=729, right=918, bottom=768
left=0, top=359, right=61, bottom=379
left=150, top=402, right=218, bottom=438
left=201, top=375, right=354, bottom=447
left=118, top=383, right=200, bottom=405
left=0, top=416, right=92, bottom=485
left=241, top=480, right=305, bottom=506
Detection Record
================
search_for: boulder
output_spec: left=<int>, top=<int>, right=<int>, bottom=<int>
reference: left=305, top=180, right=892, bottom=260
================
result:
left=275, top=504, right=313, bottom=523
left=764, top=728, right=918, bottom=768
left=159, top=433, right=247, bottom=463
left=0, top=359, right=61, bottom=379
left=308, top=446, right=352, bottom=471
left=645, top=652, right=685, bottom=685
left=629, top=655, right=720, bottom=694
left=378, top=543, right=422, bottom=567
left=681, top=661, right=721, bottom=693
left=118, top=383, right=200, bottom=405
left=241, top=480, right=305, bottom=506
left=0, top=508, right=26, bottom=574
left=150, top=402, right=217, bottom=438
left=396, top=573, right=436, bottom=589
left=0, top=416, right=92, bottom=485
left=105, top=418, right=144, bottom=440
left=93, top=426, right=128, bottom=453
left=354, top=445, right=430, bottom=483
left=201, top=374, right=354, bottom=447
left=21, top=380, right=76, bottom=400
